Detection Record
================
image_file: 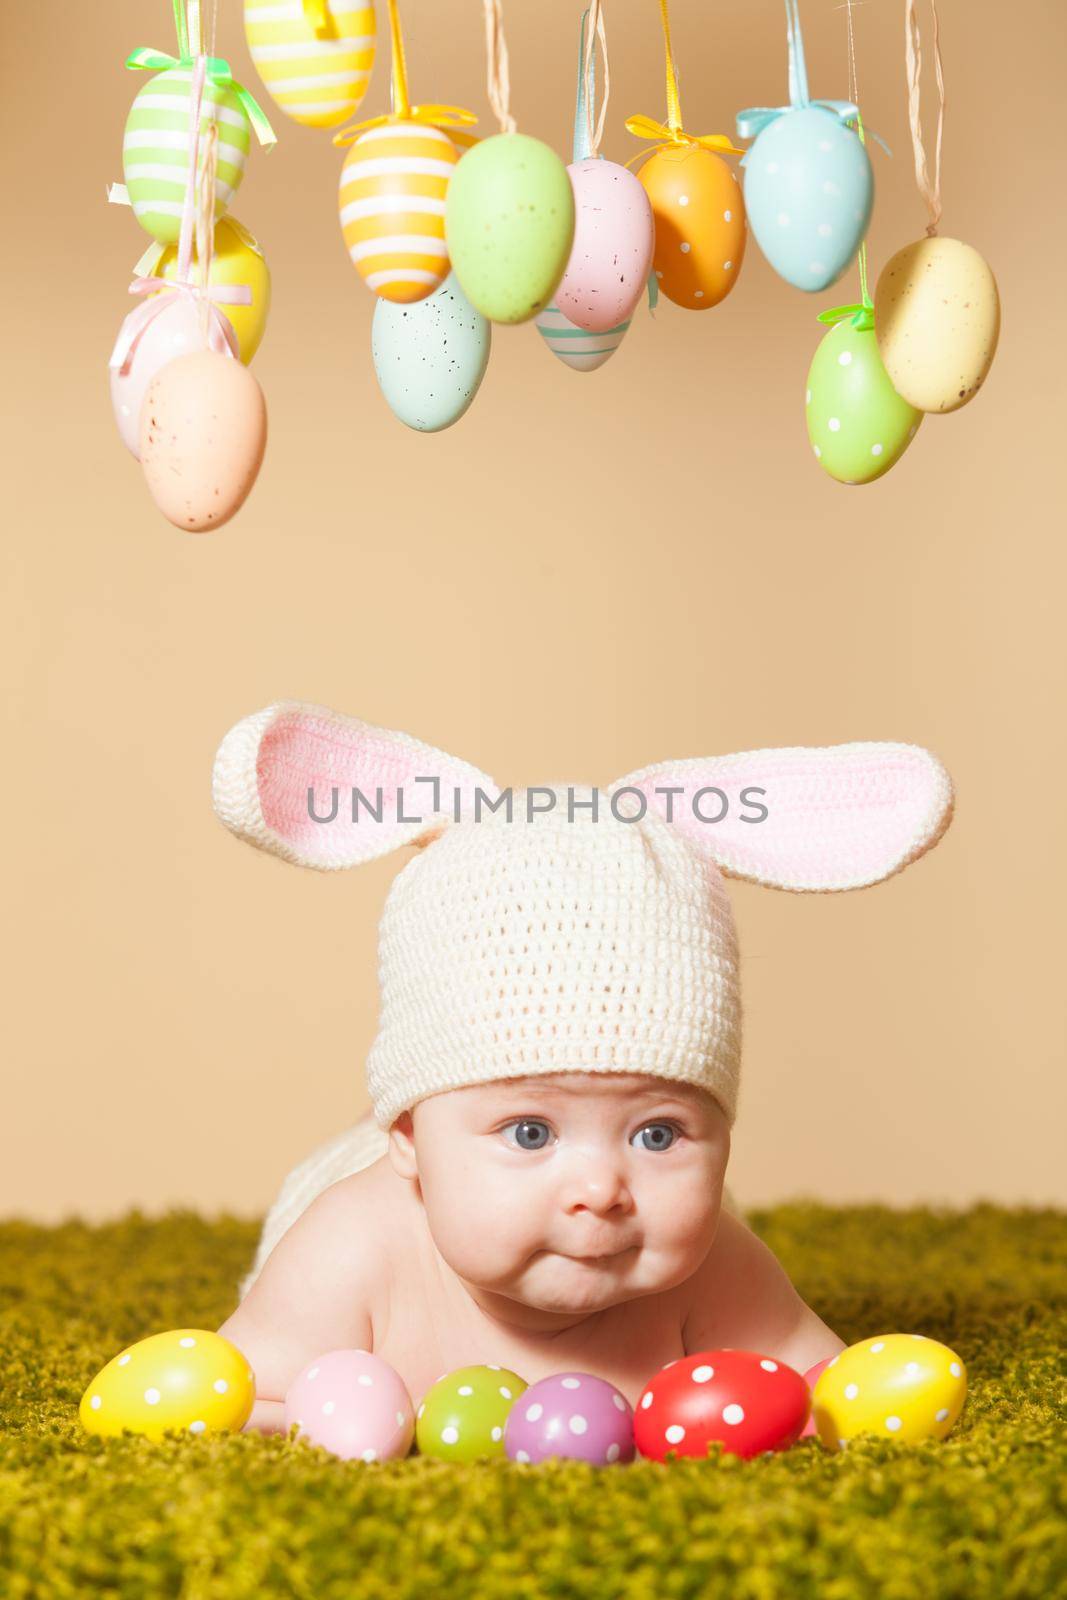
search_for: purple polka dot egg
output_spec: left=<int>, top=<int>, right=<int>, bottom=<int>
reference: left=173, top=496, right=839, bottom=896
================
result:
left=504, top=1372, right=635, bottom=1466
left=284, top=1349, right=415, bottom=1463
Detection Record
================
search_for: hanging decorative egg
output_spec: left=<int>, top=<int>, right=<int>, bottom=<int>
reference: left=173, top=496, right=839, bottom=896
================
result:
left=140, top=351, right=268, bottom=532
left=556, top=159, right=654, bottom=332
left=123, top=66, right=251, bottom=243
left=372, top=271, right=490, bottom=431
left=806, top=315, right=922, bottom=484
left=339, top=121, right=457, bottom=302
left=152, top=217, right=271, bottom=364
left=638, top=146, right=745, bottom=309
left=244, top=0, right=376, bottom=130
left=446, top=134, right=575, bottom=325
left=874, top=236, right=1000, bottom=414
left=110, top=292, right=230, bottom=458
left=741, top=107, right=872, bottom=292
left=535, top=300, right=628, bottom=371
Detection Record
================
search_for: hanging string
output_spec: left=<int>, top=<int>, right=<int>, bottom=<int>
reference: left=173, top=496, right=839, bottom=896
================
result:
left=817, top=0, right=872, bottom=330
left=904, top=0, right=944, bottom=236
left=482, top=0, right=516, bottom=134
left=332, top=0, right=478, bottom=146
left=387, top=0, right=412, bottom=119
left=580, top=0, right=609, bottom=159
left=626, top=0, right=742, bottom=162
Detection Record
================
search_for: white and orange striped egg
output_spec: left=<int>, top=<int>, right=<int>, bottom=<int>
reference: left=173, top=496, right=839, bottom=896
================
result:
left=339, top=121, right=457, bottom=303
left=244, top=0, right=376, bottom=130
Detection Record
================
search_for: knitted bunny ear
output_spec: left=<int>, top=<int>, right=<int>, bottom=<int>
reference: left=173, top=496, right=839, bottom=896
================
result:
left=212, top=702, right=498, bottom=870
left=612, top=742, right=953, bottom=891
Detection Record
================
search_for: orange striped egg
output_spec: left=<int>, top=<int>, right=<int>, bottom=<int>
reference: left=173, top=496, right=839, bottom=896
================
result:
left=339, top=121, right=457, bottom=303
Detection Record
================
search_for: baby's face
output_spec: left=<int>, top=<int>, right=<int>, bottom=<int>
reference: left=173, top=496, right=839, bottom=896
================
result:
left=389, top=1073, right=730, bottom=1323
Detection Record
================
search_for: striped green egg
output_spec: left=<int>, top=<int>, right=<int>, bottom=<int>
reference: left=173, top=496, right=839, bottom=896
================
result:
left=535, top=301, right=628, bottom=372
left=123, top=67, right=251, bottom=243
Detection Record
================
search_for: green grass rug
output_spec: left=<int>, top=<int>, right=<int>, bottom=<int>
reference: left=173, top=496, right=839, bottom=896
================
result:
left=1, top=1204, right=1063, bottom=1599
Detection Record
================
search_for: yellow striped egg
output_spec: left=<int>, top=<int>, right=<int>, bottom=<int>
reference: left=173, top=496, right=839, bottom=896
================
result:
left=244, top=0, right=376, bottom=130
left=339, top=121, right=457, bottom=303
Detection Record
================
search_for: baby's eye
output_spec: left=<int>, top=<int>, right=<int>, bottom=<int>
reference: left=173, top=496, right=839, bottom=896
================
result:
left=500, top=1118, right=553, bottom=1151
left=630, top=1121, right=679, bottom=1153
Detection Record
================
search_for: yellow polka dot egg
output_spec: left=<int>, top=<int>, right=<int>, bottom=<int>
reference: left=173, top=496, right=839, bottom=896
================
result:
left=79, top=1329, right=255, bottom=1441
left=812, top=1334, right=967, bottom=1450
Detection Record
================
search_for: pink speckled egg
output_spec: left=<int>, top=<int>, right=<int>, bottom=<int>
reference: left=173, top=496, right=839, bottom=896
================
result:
left=284, top=1349, right=415, bottom=1463
left=503, top=1371, right=635, bottom=1465
left=556, top=158, right=654, bottom=333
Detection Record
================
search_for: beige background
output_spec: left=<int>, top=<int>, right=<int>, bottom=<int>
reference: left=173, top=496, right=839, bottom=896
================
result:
left=3, top=0, right=1064, bottom=1223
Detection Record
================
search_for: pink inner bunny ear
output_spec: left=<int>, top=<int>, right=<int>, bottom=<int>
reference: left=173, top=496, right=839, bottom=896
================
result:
left=613, top=742, right=954, bottom=891
left=212, top=702, right=498, bottom=870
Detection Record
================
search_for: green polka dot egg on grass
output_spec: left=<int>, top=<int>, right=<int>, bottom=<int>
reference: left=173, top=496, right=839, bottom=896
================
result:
left=806, top=318, right=922, bottom=485
left=123, top=66, right=251, bottom=243
left=415, top=1365, right=528, bottom=1462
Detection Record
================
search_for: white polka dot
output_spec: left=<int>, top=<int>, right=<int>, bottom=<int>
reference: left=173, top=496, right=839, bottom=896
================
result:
left=665, top=1424, right=686, bottom=1444
left=828, top=417, right=841, bottom=432
left=246, top=1370, right=254, bottom=1384
left=396, top=1410, right=406, bottom=1427
left=322, top=1400, right=335, bottom=1415
left=561, top=1378, right=581, bottom=1390
left=950, top=1363, right=961, bottom=1378
left=678, top=194, right=689, bottom=206
left=871, top=1342, right=885, bottom=1354
left=691, top=1365, right=714, bottom=1383
left=90, top=1395, right=102, bottom=1410
left=499, top=1386, right=513, bottom=1399
left=777, top=211, right=790, bottom=226
left=805, top=388, right=812, bottom=404
left=525, top=1403, right=543, bottom=1422
left=362, top=1448, right=378, bottom=1462
left=117, top=1355, right=131, bottom=1366
left=458, top=1385, right=473, bottom=1396
left=487, top=1365, right=501, bottom=1371
left=568, top=1414, right=588, bottom=1435
left=813, top=445, right=822, bottom=459
left=838, top=1437, right=849, bottom=1449
left=515, top=1449, right=531, bottom=1463
left=912, top=1335, right=928, bottom=1342
left=441, top=1425, right=459, bottom=1444
left=844, top=1383, right=859, bottom=1400
left=655, top=270, right=663, bottom=279
left=886, top=1415, right=902, bottom=1432
left=679, top=242, right=691, bottom=254
left=809, top=261, right=826, bottom=275
left=606, top=1442, right=620, bottom=1462
left=818, top=139, right=832, bottom=152
left=760, top=1360, right=778, bottom=1372
left=722, top=1404, right=745, bottom=1426
left=838, top=350, right=853, bottom=366
left=213, top=1379, right=228, bottom=1395
left=936, top=1408, right=950, bottom=1423
left=694, top=290, right=704, bottom=299
left=641, top=1392, right=654, bottom=1409
left=188, top=1420, right=206, bottom=1434
left=766, top=162, right=779, bottom=174
left=307, top=1368, right=319, bottom=1381
left=829, top=1356, right=839, bottom=1366
left=144, top=1388, right=160, bottom=1406
left=179, top=1338, right=196, bottom=1349
left=491, top=1425, right=502, bottom=1441
left=357, top=1374, right=373, bottom=1387
left=818, top=222, right=833, bottom=237
left=417, top=1403, right=425, bottom=1419
left=823, top=179, right=840, bottom=197
left=723, top=260, right=732, bottom=271
left=612, top=1393, right=627, bottom=1411
left=723, top=209, right=732, bottom=222
left=871, top=443, right=884, bottom=456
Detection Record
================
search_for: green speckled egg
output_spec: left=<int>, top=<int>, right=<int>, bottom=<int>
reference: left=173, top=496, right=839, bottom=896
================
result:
left=806, top=320, right=923, bottom=485
left=445, top=134, right=575, bottom=325
left=372, top=272, right=490, bottom=433
left=414, top=1365, right=528, bottom=1462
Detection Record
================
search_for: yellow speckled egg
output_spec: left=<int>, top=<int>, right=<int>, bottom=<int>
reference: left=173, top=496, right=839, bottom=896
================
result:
left=874, top=236, right=999, bottom=413
left=638, top=145, right=745, bottom=310
left=80, top=1328, right=255, bottom=1440
left=813, top=1333, right=967, bottom=1450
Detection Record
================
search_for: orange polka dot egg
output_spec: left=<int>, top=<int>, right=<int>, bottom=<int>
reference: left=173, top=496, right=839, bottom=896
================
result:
left=812, top=1333, right=967, bottom=1450
left=79, top=1328, right=255, bottom=1441
left=639, top=145, right=746, bottom=309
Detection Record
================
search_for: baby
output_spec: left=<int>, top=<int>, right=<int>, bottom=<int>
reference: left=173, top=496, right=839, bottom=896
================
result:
left=210, top=703, right=953, bottom=1433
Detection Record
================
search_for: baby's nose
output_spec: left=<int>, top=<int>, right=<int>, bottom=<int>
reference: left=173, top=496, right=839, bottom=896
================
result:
left=563, top=1154, right=634, bottom=1215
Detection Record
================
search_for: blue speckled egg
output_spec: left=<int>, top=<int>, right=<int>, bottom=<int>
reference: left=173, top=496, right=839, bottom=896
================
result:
left=742, top=107, right=872, bottom=292
left=371, top=272, right=491, bottom=433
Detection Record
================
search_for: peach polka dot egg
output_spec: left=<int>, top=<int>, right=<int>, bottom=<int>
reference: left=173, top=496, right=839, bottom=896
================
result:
left=638, top=145, right=746, bottom=309
left=79, top=1328, right=255, bottom=1441
left=812, top=1333, right=968, bottom=1450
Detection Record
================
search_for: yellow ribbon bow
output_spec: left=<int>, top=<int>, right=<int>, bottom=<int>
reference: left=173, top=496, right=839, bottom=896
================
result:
left=332, top=0, right=478, bottom=149
left=626, top=0, right=742, bottom=166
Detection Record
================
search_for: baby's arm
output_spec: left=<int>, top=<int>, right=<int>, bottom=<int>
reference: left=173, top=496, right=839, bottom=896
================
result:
left=217, top=1180, right=379, bottom=1435
left=682, top=1209, right=846, bottom=1374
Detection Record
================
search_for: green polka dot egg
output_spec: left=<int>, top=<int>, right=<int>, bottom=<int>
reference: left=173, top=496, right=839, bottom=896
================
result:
left=79, top=1328, right=255, bottom=1440
left=415, top=1364, right=528, bottom=1462
left=806, top=318, right=922, bottom=485
left=123, top=66, right=252, bottom=243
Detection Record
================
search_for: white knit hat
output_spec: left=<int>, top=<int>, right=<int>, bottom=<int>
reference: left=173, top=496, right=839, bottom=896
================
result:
left=212, top=702, right=955, bottom=1131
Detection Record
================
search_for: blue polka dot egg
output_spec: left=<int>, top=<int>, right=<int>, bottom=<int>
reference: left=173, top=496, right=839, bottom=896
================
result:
left=742, top=107, right=872, bottom=292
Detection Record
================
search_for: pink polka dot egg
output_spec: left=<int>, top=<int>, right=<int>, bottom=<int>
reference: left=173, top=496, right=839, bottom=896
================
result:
left=504, top=1371, right=635, bottom=1466
left=285, top=1349, right=415, bottom=1463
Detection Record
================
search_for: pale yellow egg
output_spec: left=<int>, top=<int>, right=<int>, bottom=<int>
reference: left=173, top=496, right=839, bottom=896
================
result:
left=80, top=1328, right=255, bottom=1440
left=874, top=236, right=999, bottom=413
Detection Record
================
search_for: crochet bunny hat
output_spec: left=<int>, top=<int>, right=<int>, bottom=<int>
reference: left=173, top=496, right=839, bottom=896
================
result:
left=212, top=703, right=954, bottom=1131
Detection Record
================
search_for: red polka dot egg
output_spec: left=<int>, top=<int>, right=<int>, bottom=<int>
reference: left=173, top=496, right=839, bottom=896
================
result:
left=634, top=1350, right=811, bottom=1461
left=638, top=146, right=746, bottom=309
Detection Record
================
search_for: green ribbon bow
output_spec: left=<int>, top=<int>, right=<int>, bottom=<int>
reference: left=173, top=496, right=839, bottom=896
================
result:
left=124, top=47, right=277, bottom=150
left=817, top=301, right=875, bottom=333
